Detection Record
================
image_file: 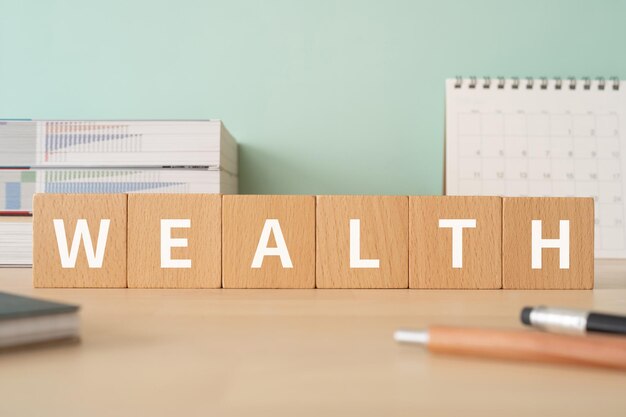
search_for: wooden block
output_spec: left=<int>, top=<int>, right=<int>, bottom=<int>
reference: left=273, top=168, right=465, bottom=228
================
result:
left=410, top=196, right=502, bottom=289
left=127, top=194, right=221, bottom=288
left=222, top=195, right=315, bottom=288
left=33, top=194, right=127, bottom=288
left=316, top=195, right=408, bottom=288
left=502, top=197, right=594, bottom=289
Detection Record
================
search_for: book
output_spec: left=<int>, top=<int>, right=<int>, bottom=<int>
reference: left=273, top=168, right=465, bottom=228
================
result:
left=445, top=77, right=625, bottom=258
left=0, top=119, right=239, bottom=214
left=0, top=119, right=237, bottom=173
left=0, top=119, right=239, bottom=264
left=0, top=167, right=238, bottom=214
left=0, top=292, right=79, bottom=349
left=0, top=218, right=32, bottom=266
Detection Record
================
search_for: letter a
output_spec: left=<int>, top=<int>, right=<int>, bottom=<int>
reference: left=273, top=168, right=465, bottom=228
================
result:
left=251, top=219, right=293, bottom=268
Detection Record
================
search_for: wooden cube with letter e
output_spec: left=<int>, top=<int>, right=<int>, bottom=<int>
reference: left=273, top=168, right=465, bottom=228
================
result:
left=127, top=194, right=221, bottom=288
left=222, top=195, right=315, bottom=288
left=502, top=197, right=594, bottom=289
left=33, top=193, right=127, bottom=288
left=410, top=196, right=502, bottom=289
left=316, top=195, right=408, bottom=288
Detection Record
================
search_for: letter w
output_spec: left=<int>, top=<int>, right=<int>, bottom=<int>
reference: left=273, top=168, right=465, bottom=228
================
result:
left=53, top=219, right=111, bottom=268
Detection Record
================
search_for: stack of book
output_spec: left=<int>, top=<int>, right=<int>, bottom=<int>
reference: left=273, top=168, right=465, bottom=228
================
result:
left=0, top=220, right=31, bottom=267
left=0, top=119, right=238, bottom=265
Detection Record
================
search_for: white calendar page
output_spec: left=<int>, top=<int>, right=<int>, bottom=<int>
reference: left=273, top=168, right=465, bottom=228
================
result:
left=445, top=77, right=626, bottom=258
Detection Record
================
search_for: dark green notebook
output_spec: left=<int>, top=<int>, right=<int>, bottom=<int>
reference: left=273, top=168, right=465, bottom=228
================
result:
left=0, top=292, right=78, bottom=318
left=0, top=292, right=80, bottom=348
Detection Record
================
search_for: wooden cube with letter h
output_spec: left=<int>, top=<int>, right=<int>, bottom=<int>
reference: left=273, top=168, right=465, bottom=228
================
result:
left=33, top=194, right=127, bottom=288
left=316, top=195, right=408, bottom=288
left=127, top=194, right=221, bottom=288
left=502, top=197, right=594, bottom=289
left=222, top=195, right=315, bottom=288
left=410, top=196, right=502, bottom=289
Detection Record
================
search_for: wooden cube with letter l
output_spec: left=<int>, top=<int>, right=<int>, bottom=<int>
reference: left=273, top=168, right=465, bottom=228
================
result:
left=316, top=195, right=408, bottom=288
left=127, top=194, right=221, bottom=288
left=410, top=196, right=502, bottom=289
left=33, top=193, right=127, bottom=288
left=502, top=197, right=594, bottom=289
left=222, top=195, right=315, bottom=288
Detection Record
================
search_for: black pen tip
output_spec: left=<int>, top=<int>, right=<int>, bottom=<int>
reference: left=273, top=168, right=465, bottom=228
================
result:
left=521, top=307, right=533, bottom=325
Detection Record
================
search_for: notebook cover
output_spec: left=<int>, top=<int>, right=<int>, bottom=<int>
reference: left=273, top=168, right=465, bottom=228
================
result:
left=0, top=292, right=79, bottom=320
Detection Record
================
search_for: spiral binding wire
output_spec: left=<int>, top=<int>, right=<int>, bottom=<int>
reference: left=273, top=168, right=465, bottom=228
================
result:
left=453, top=76, right=621, bottom=90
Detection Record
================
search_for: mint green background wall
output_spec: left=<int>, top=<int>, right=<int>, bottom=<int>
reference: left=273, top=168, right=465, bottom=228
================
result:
left=1, top=0, right=625, bottom=194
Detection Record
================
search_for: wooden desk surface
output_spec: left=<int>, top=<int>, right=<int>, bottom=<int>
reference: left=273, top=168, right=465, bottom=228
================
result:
left=1, top=262, right=625, bottom=416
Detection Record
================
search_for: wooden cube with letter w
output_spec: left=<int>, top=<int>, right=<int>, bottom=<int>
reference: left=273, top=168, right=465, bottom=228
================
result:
left=32, top=194, right=127, bottom=288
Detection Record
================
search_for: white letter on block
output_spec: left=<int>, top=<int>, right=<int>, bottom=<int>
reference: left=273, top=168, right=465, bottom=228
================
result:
left=251, top=219, right=293, bottom=268
left=438, top=219, right=477, bottom=268
left=53, top=219, right=110, bottom=268
left=531, top=220, right=570, bottom=269
left=349, top=219, right=380, bottom=268
left=161, top=219, right=192, bottom=268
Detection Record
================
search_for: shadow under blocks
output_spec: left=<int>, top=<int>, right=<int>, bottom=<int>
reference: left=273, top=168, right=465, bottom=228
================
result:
left=32, top=194, right=594, bottom=289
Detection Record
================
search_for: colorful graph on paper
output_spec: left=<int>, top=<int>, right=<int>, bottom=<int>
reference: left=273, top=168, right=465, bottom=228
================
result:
left=35, top=120, right=224, bottom=166
left=0, top=169, right=224, bottom=213
left=42, top=121, right=143, bottom=163
left=0, top=170, right=37, bottom=213
left=0, top=120, right=227, bottom=167
left=40, top=169, right=184, bottom=193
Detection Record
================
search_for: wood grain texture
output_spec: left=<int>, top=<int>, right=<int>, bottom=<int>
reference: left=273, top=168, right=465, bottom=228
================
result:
left=127, top=194, right=221, bottom=288
left=2, top=262, right=626, bottom=416
left=502, top=197, right=594, bottom=289
left=316, top=195, right=408, bottom=288
left=32, top=194, right=127, bottom=288
left=429, top=326, right=626, bottom=370
left=410, top=196, right=501, bottom=289
left=222, top=195, right=315, bottom=288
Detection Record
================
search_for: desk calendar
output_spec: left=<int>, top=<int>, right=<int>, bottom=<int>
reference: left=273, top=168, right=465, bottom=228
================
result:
left=445, top=77, right=625, bottom=258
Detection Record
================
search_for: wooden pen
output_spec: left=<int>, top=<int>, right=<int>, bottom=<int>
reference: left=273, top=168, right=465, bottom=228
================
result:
left=394, top=326, right=626, bottom=371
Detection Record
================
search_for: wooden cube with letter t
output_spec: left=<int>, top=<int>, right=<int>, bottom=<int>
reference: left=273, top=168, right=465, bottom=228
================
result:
left=316, top=195, right=408, bottom=288
left=502, top=197, right=594, bottom=289
left=222, top=195, right=315, bottom=288
left=127, top=194, right=221, bottom=288
left=33, top=194, right=127, bottom=288
left=410, top=196, right=502, bottom=289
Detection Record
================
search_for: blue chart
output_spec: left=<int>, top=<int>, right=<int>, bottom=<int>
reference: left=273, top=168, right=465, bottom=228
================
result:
left=1, top=169, right=191, bottom=213
left=0, top=170, right=37, bottom=213
left=44, top=121, right=143, bottom=162
left=1, top=120, right=234, bottom=213
left=1, top=119, right=229, bottom=168
left=43, top=182, right=180, bottom=193
left=42, top=170, right=184, bottom=194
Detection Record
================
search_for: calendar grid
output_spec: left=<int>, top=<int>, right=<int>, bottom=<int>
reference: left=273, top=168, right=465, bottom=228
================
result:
left=453, top=110, right=625, bottom=255
left=446, top=77, right=626, bottom=258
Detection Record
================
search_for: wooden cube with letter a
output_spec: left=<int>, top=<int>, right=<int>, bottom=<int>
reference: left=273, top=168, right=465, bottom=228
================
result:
left=127, top=194, right=221, bottom=288
left=222, top=195, right=315, bottom=288
left=33, top=194, right=127, bottom=288
left=502, top=197, right=594, bottom=289
left=410, top=196, right=501, bottom=289
left=316, top=195, right=408, bottom=288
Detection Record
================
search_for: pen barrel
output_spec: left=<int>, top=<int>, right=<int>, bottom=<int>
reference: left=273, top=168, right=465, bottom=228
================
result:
left=428, top=326, right=626, bottom=371
left=587, top=313, right=626, bottom=335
